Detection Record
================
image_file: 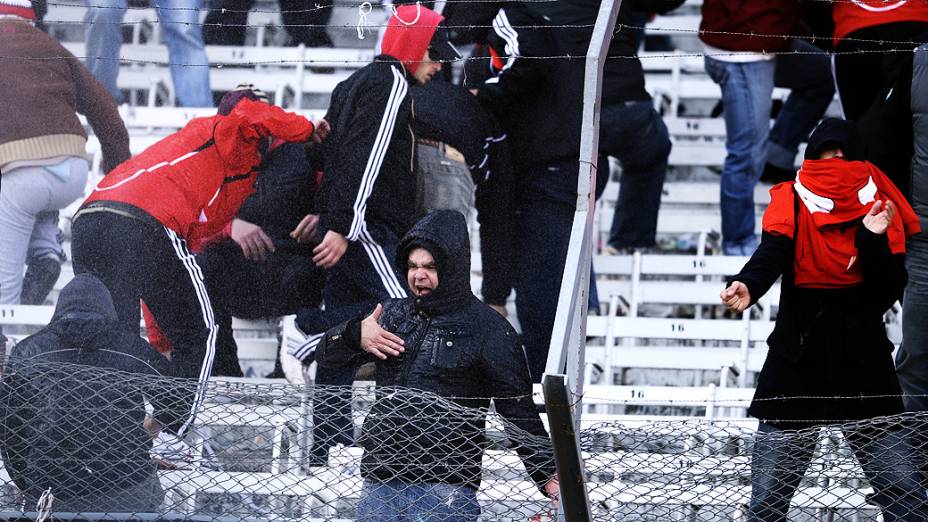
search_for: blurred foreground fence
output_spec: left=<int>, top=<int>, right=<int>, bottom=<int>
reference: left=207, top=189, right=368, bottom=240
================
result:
left=1, top=356, right=928, bottom=521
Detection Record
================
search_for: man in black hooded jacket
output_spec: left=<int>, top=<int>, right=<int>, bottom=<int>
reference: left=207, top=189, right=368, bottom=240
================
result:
left=0, top=274, right=174, bottom=514
left=314, top=210, right=558, bottom=520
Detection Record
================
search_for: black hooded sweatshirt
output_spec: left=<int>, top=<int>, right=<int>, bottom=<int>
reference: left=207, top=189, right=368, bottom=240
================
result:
left=314, top=210, right=556, bottom=492
left=0, top=275, right=172, bottom=504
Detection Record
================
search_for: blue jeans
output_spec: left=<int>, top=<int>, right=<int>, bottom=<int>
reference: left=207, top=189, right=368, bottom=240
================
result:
left=356, top=480, right=480, bottom=522
left=705, top=56, right=774, bottom=254
left=748, top=422, right=928, bottom=522
left=84, top=0, right=212, bottom=107
left=600, top=100, right=671, bottom=250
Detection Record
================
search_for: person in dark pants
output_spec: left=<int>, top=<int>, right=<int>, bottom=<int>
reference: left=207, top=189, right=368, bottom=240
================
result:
left=203, top=0, right=333, bottom=47
left=721, top=119, right=926, bottom=521
left=0, top=275, right=173, bottom=513
left=291, top=5, right=460, bottom=464
left=410, top=78, right=517, bottom=315
left=314, top=210, right=558, bottom=521
left=71, top=98, right=319, bottom=446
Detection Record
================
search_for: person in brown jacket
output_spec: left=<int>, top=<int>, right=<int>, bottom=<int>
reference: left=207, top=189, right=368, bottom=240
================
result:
left=0, top=0, right=130, bottom=308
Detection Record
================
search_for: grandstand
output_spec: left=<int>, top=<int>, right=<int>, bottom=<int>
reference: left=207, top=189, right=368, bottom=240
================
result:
left=0, top=0, right=913, bottom=520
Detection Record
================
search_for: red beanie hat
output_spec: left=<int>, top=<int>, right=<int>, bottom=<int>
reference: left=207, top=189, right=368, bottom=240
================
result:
left=0, top=0, right=36, bottom=20
left=380, top=4, right=444, bottom=75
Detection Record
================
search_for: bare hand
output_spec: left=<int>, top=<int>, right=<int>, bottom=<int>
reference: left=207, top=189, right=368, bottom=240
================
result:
left=311, top=118, right=331, bottom=144
left=468, top=88, right=479, bottom=96
left=544, top=476, right=560, bottom=510
left=863, top=199, right=896, bottom=235
left=231, top=218, right=275, bottom=261
left=313, top=230, right=348, bottom=268
left=360, top=304, right=405, bottom=360
left=720, top=281, right=751, bottom=313
left=290, top=214, right=319, bottom=244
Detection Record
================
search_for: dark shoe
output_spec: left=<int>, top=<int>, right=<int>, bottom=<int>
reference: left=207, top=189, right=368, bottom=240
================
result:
left=20, top=256, right=61, bottom=305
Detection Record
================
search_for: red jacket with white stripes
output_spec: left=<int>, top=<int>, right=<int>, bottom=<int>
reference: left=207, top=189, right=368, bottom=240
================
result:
left=833, top=1, right=928, bottom=42
left=83, top=99, right=314, bottom=242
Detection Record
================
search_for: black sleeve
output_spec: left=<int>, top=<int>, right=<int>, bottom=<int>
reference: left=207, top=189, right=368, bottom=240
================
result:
left=320, top=70, right=409, bottom=240
left=476, top=7, right=552, bottom=116
left=475, top=135, right=516, bottom=305
left=481, top=328, right=556, bottom=492
left=236, top=143, right=314, bottom=232
left=314, top=318, right=375, bottom=369
left=727, top=231, right=794, bottom=306
left=856, top=225, right=907, bottom=314
left=630, top=0, right=686, bottom=14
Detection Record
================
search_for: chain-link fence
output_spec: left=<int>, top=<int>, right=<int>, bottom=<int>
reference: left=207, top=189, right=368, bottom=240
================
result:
left=581, top=414, right=928, bottom=521
left=0, top=356, right=557, bottom=521
left=3, top=354, right=928, bottom=521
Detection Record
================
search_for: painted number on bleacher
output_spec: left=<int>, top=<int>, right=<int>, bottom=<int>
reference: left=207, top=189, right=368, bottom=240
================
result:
left=0, top=308, right=13, bottom=318
left=670, top=323, right=685, bottom=332
left=692, top=259, right=706, bottom=269
left=630, top=389, right=644, bottom=399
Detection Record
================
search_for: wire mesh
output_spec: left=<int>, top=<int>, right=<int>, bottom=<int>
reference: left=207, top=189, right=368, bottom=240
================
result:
left=0, top=356, right=557, bottom=521
left=580, top=414, right=928, bottom=521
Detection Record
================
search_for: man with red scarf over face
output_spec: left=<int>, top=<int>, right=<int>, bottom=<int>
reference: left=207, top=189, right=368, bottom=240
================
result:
left=720, top=118, right=927, bottom=521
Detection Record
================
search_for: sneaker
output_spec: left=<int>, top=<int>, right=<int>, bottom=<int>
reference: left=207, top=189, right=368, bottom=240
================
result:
left=151, top=431, right=195, bottom=469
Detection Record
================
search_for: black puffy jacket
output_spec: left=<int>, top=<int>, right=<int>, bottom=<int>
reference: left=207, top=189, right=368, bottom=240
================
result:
left=0, top=275, right=172, bottom=504
left=315, top=210, right=556, bottom=491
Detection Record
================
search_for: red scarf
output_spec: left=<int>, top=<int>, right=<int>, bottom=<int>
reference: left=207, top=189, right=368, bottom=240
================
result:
left=762, top=159, right=920, bottom=288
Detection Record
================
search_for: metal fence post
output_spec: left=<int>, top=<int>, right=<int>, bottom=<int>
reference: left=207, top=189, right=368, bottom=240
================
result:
left=543, top=374, right=593, bottom=522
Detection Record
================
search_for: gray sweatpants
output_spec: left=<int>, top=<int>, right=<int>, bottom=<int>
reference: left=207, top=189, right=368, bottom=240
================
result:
left=0, top=158, right=88, bottom=305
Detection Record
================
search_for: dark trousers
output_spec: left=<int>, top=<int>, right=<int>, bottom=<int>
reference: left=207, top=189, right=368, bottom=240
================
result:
left=203, top=0, right=333, bottom=47
left=749, top=422, right=928, bottom=522
left=71, top=211, right=216, bottom=436
left=515, top=159, right=607, bottom=382
left=197, top=240, right=323, bottom=377
left=305, top=222, right=407, bottom=463
left=600, top=100, right=671, bottom=250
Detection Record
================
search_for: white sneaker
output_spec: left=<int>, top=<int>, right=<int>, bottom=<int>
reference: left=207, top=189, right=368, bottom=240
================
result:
left=151, top=431, right=195, bottom=469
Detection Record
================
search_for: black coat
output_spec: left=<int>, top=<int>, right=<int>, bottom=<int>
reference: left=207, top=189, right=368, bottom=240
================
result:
left=0, top=275, right=172, bottom=503
left=317, top=55, right=416, bottom=240
left=315, top=210, right=556, bottom=491
left=731, top=228, right=906, bottom=430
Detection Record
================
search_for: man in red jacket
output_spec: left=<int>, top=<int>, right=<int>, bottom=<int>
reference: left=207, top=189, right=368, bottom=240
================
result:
left=71, top=99, right=324, bottom=441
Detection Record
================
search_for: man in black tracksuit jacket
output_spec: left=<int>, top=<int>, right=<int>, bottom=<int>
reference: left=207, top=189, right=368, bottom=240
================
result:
left=314, top=210, right=558, bottom=519
left=472, top=0, right=680, bottom=381
left=295, top=4, right=462, bottom=461
left=0, top=274, right=173, bottom=514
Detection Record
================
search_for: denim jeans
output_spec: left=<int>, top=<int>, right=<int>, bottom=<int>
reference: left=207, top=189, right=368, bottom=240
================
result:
left=705, top=39, right=833, bottom=254
left=0, top=159, right=88, bottom=305
left=705, top=56, right=774, bottom=254
left=356, top=479, right=480, bottom=522
left=748, top=422, right=928, bottom=522
left=599, top=100, right=671, bottom=250
left=84, top=0, right=212, bottom=107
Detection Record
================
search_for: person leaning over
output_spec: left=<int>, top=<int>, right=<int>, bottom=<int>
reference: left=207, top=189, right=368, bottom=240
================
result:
left=721, top=119, right=928, bottom=521
left=314, top=210, right=558, bottom=521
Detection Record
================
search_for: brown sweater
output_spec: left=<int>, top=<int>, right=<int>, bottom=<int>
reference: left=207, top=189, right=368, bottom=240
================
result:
left=0, top=19, right=129, bottom=173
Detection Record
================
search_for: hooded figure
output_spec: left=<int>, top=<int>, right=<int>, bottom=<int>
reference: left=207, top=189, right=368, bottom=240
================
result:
left=722, top=120, right=928, bottom=520
left=0, top=274, right=171, bottom=513
left=314, top=211, right=556, bottom=520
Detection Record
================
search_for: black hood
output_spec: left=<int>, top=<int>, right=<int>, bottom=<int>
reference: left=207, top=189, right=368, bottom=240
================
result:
left=805, top=118, right=867, bottom=162
left=47, top=274, right=118, bottom=351
left=396, top=210, right=475, bottom=315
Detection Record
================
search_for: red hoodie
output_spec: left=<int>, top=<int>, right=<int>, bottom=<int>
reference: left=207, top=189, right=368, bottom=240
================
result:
left=83, top=99, right=314, bottom=243
left=380, top=4, right=443, bottom=75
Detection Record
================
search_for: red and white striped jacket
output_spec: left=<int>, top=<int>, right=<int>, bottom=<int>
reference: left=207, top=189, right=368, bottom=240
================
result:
left=82, top=99, right=314, bottom=243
